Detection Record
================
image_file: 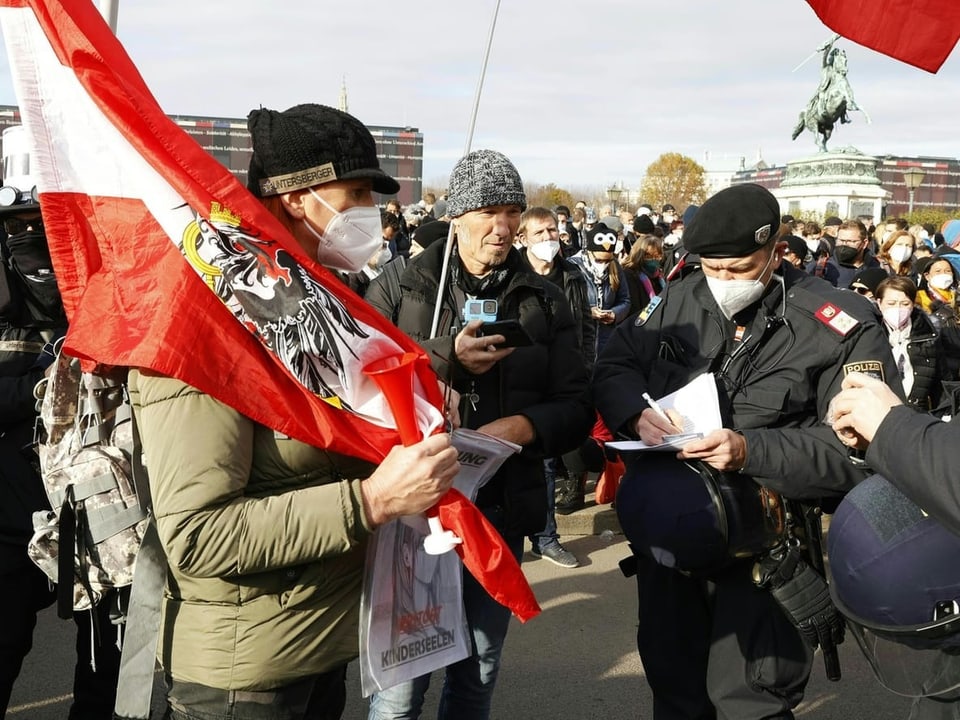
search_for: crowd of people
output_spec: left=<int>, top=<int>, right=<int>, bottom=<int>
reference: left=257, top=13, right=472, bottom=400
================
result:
left=3, top=101, right=960, bottom=720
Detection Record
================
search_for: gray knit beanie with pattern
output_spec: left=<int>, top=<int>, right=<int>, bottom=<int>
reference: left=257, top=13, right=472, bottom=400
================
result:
left=445, top=149, right=526, bottom=218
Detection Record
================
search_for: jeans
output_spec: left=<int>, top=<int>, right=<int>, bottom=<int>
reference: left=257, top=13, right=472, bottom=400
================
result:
left=530, top=457, right=561, bottom=552
left=164, top=666, right=347, bottom=720
left=368, top=511, right=523, bottom=720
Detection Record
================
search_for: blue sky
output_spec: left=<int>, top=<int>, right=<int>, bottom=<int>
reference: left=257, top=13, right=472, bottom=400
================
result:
left=0, top=0, right=958, bottom=193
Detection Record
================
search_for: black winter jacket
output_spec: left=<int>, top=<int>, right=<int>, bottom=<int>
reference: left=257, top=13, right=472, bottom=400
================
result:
left=0, top=325, right=57, bottom=568
left=518, top=249, right=597, bottom=375
left=365, top=241, right=593, bottom=536
left=896, top=309, right=952, bottom=412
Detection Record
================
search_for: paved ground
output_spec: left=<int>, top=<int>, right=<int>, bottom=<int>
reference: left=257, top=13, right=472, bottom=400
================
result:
left=9, top=492, right=914, bottom=719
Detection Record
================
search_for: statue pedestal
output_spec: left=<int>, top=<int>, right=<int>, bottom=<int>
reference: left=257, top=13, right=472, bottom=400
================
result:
left=772, top=151, right=890, bottom=221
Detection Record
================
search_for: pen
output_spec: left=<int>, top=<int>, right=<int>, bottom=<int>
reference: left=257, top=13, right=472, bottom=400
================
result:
left=642, top=392, right=675, bottom=426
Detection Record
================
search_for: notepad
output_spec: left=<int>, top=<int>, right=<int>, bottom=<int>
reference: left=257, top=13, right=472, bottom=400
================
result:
left=606, top=373, right=723, bottom=452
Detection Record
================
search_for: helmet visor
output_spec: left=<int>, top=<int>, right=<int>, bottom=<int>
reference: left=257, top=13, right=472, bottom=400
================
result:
left=848, top=620, right=960, bottom=698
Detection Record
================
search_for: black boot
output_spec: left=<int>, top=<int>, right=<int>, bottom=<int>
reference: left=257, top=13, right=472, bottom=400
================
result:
left=555, top=472, right=585, bottom=514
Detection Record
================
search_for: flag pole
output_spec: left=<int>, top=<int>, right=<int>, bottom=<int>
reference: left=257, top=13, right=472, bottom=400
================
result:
left=98, top=0, right=119, bottom=33
left=429, top=0, right=502, bottom=340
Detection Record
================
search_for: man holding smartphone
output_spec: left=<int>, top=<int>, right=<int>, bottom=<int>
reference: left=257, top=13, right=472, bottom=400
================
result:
left=365, top=149, right=592, bottom=720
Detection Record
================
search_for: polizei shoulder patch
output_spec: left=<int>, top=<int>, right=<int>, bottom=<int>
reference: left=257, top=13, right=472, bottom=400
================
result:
left=814, top=303, right=859, bottom=336
left=842, top=360, right=886, bottom=383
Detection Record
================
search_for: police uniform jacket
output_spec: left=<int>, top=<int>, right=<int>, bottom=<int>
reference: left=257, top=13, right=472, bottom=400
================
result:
left=593, top=261, right=901, bottom=500
left=867, top=406, right=960, bottom=536
left=366, top=240, right=593, bottom=536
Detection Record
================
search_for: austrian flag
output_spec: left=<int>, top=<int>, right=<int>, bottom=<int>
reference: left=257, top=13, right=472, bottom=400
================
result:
left=0, top=0, right=539, bottom=622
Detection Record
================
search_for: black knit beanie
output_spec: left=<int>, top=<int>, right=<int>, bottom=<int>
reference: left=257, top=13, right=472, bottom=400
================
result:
left=246, top=103, right=400, bottom=197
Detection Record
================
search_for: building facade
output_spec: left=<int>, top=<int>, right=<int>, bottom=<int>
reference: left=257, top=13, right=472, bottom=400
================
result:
left=727, top=153, right=960, bottom=219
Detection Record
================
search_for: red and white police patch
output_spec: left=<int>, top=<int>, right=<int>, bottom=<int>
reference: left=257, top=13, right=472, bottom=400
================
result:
left=815, top=303, right=859, bottom=336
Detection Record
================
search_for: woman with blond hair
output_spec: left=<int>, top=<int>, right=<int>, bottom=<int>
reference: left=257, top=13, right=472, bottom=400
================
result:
left=878, top=230, right=916, bottom=277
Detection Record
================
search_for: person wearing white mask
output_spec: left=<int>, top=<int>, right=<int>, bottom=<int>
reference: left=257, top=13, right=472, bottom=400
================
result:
left=516, top=206, right=596, bottom=565
left=916, top=256, right=960, bottom=377
left=875, top=275, right=952, bottom=412
left=917, top=257, right=959, bottom=316
left=133, top=103, right=462, bottom=720
left=592, top=183, right=898, bottom=720
left=878, top=230, right=917, bottom=278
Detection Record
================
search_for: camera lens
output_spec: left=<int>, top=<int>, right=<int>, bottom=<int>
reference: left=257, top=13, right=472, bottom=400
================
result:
left=482, top=300, right=497, bottom=313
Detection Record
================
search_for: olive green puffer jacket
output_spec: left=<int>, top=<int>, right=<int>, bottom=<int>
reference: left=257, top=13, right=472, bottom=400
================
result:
left=130, top=370, right=376, bottom=691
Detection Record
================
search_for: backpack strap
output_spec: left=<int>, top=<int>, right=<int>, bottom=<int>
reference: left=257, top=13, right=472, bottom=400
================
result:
left=113, top=393, right=164, bottom=720
left=113, top=517, right=165, bottom=720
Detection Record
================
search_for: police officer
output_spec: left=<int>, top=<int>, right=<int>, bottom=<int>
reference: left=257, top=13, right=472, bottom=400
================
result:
left=592, top=183, right=900, bottom=719
left=829, top=371, right=960, bottom=719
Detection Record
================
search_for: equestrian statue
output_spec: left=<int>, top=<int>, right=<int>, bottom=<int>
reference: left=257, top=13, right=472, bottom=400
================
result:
left=792, top=35, right=871, bottom=152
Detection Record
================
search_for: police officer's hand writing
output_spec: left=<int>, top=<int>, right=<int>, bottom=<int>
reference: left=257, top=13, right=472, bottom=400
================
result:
left=677, top=429, right=747, bottom=473
left=455, top=319, right=514, bottom=375
left=360, top=433, right=460, bottom=528
left=633, top=408, right=685, bottom=446
left=829, top=371, right=903, bottom=448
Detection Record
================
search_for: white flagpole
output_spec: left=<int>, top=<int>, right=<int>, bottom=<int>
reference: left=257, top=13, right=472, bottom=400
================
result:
left=99, top=0, right=119, bottom=33
left=429, top=0, right=502, bottom=340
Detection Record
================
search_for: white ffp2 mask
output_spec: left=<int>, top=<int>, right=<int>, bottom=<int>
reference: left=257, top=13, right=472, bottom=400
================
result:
left=305, top=188, right=383, bottom=273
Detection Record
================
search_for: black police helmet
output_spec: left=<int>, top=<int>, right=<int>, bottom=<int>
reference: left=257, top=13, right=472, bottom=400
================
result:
left=617, top=453, right=785, bottom=575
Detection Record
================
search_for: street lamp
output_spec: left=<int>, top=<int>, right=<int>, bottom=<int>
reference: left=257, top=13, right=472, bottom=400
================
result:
left=902, top=167, right=925, bottom=216
left=606, top=182, right=623, bottom=212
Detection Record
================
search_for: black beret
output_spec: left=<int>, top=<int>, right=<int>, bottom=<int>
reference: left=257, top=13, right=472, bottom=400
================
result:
left=849, top=268, right=888, bottom=294
left=246, top=103, right=400, bottom=198
left=785, top=234, right=808, bottom=260
left=412, top=220, right=450, bottom=250
left=682, top=184, right=781, bottom=259
left=662, top=204, right=676, bottom=213
left=824, top=216, right=843, bottom=227
left=633, top=214, right=656, bottom=235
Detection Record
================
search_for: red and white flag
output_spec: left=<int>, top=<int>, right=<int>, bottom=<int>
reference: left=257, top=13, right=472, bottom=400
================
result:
left=806, top=0, right=960, bottom=73
left=0, top=0, right=539, bottom=621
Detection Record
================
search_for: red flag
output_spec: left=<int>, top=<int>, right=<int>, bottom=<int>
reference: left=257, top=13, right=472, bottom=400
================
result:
left=806, top=0, right=960, bottom=73
left=0, top=0, right=538, bottom=620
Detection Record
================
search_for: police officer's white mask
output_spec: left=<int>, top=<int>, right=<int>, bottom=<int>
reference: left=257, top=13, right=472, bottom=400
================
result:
left=705, top=247, right=778, bottom=321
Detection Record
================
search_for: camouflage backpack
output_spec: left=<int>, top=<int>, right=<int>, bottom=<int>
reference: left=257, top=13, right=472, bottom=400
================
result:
left=28, top=340, right=148, bottom=617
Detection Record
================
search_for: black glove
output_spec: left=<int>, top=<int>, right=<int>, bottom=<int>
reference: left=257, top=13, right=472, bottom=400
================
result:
left=754, top=545, right=845, bottom=650
left=769, top=559, right=845, bottom=649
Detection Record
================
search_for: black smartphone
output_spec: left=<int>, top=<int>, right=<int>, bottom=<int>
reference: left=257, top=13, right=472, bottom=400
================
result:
left=476, top=319, right=532, bottom=348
